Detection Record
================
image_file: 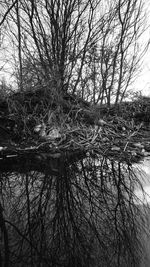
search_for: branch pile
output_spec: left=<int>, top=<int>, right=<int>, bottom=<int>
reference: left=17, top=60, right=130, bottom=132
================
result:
left=0, top=90, right=149, bottom=163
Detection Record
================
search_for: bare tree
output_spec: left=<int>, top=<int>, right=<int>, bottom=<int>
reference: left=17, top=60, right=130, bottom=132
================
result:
left=0, top=0, right=146, bottom=105
left=77, top=0, right=146, bottom=105
left=15, top=0, right=23, bottom=91
left=1, top=0, right=106, bottom=96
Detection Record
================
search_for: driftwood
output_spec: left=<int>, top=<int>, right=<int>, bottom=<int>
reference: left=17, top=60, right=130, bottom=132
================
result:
left=0, top=91, right=149, bottom=168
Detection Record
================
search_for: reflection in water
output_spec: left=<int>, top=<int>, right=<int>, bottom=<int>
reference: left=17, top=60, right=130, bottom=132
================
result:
left=132, top=157, right=150, bottom=267
left=134, top=157, right=150, bottom=204
left=0, top=154, right=147, bottom=267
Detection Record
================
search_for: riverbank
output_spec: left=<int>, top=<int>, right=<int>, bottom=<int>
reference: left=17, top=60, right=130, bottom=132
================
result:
left=0, top=89, right=149, bottom=166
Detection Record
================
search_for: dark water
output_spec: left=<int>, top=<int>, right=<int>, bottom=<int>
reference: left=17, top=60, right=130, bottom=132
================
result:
left=0, top=153, right=149, bottom=267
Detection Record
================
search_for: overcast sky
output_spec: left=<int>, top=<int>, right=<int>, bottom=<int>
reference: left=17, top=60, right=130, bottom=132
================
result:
left=134, top=44, right=150, bottom=96
left=133, top=0, right=150, bottom=96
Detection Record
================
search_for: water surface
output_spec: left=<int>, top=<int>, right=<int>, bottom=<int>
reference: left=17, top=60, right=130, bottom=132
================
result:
left=0, top=154, right=148, bottom=267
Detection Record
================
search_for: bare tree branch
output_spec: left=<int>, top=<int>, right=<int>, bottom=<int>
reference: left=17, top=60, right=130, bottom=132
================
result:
left=0, top=0, right=18, bottom=26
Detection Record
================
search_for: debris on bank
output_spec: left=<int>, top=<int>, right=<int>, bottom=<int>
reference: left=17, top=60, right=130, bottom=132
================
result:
left=0, top=89, right=149, bottom=164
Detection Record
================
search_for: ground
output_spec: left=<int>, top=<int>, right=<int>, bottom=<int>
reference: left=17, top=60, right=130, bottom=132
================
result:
left=0, top=89, right=149, bottom=171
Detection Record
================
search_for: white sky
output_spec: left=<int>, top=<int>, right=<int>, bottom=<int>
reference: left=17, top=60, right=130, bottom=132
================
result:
left=133, top=0, right=150, bottom=96
left=133, top=44, right=150, bottom=96
left=134, top=64, right=150, bottom=96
